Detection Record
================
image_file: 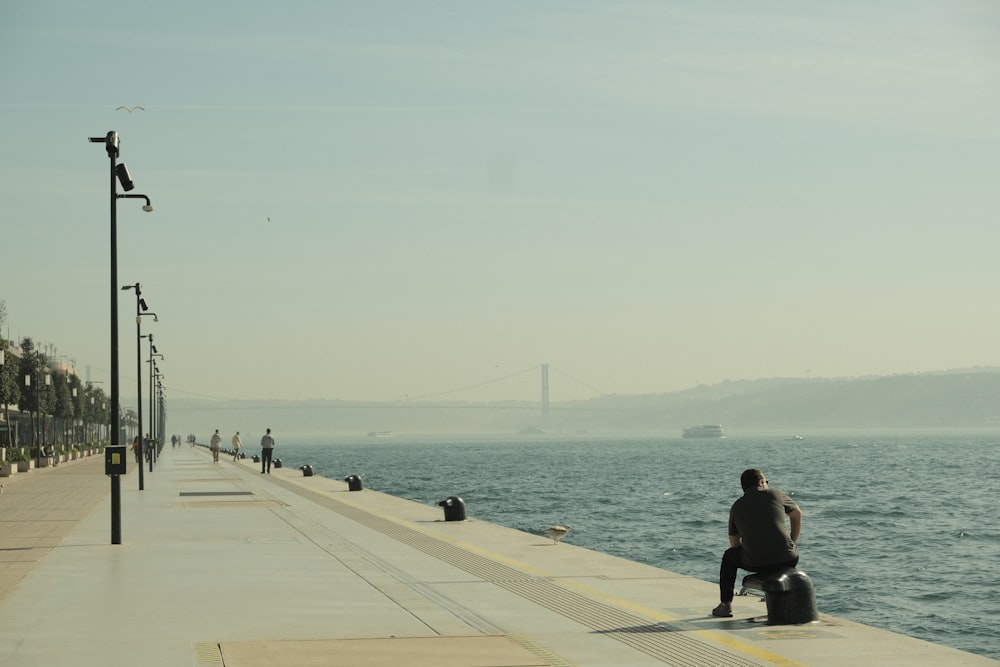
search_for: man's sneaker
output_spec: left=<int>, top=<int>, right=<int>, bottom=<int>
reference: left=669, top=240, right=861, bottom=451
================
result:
left=711, top=602, right=733, bottom=618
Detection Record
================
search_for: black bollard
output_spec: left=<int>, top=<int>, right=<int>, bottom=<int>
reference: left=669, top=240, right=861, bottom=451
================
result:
left=763, top=569, right=819, bottom=625
left=301, top=465, right=314, bottom=477
left=345, top=474, right=363, bottom=491
left=273, top=458, right=282, bottom=468
left=438, top=496, right=466, bottom=521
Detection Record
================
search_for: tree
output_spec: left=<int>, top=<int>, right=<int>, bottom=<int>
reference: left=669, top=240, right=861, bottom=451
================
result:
left=17, top=337, right=52, bottom=447
left=83, top=384, right=109, bottom=443
left=68, top=374, right=84, bottom=445
left=0, top=302, right=19, bottom=447
left=53, top=371, right=73, bottom=445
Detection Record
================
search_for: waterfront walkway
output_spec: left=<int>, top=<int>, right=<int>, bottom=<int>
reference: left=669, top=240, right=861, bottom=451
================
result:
left=0, top=446, right=995, bottom=666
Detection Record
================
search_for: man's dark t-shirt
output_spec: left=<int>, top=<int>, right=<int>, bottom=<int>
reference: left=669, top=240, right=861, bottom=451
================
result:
left=728, top=488, right=798, bottom=568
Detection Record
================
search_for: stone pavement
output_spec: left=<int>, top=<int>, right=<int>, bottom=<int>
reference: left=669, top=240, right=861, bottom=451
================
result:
left=0, top=445, right=996, bottom=667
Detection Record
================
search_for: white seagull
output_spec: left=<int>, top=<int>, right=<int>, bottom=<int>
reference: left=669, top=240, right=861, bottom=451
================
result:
left=544, top=525, right=570, bottom=545
left=115, top=106, right=146, bottom=113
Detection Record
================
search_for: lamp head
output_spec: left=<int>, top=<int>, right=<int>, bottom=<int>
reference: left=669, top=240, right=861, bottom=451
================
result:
left=89, top=131, right=119, bottom=158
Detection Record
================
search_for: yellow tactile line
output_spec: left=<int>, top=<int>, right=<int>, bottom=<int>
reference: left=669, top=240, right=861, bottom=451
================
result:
left=301, top=486, right=809, bottom=667
left=507, top=633, right=580, bottom=667
left=192, top=641, right=224, bottom=667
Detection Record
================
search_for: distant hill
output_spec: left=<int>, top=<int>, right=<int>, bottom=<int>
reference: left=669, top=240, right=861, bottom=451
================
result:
left=168, top=368, right=1000, bottom=437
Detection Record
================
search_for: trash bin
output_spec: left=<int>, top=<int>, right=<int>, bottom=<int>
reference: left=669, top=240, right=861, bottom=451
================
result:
left=438, top=496, right=466, bottom=521
left=301, top=465, right=314, bottom=477
left=345, top=474, right=363, bottom=491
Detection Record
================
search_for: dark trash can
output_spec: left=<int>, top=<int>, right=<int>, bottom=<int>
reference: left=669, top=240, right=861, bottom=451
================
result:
left=345, top=474, right=363, bottom=491
left=301, top=465, right=314, bottom=477
left=273, top=458, right=282, bottom=468
left=438, top=496, right=466, bottom=521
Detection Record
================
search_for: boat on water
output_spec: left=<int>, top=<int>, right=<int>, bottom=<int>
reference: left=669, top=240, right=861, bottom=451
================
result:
left=367, top=431, right=393, bottom=438
left=682, top=424, right=724, bottom=438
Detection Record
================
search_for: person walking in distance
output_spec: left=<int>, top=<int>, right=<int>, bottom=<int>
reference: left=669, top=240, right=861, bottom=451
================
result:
left=231, top=431, right=242, bottom=462
left=712, top=468, right=802, bottom=618
left=260, top=428, right=275, bottom=474
left=209, top=429, right=222, bottom=463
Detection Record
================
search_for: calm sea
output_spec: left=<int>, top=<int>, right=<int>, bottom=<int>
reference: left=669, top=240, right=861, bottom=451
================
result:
left=266, top=431, right=999, bottom=660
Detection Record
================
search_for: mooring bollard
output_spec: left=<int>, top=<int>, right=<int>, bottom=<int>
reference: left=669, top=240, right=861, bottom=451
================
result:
left=301, top=465, right=314, bottom=477
left=740, top=568, right=819, bottom=625
left=273, top=458, right=282, bottom=468
left=438, top=496, right=466, bottom=521
left=345, top=474, right=363, bottom=491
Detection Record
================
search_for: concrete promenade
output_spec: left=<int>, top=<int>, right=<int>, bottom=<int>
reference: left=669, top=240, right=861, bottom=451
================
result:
left=0, top=445, right=996, bottom=667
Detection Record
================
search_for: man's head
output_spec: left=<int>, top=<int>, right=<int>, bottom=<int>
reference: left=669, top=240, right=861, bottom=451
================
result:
left=741, top=468, right=766, bottom=491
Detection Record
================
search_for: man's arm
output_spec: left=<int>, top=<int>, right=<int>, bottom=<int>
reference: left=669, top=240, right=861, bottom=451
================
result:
left=788, top=505, right=802, bottom=543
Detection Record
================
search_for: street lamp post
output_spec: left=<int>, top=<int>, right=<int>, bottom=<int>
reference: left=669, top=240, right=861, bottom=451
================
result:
left=89, top=131, right=153, bottom=545
left=156, top=379, right=166, bottom=447
left=149, top=359, right=163, bottom=470
left=122, top=283, right=157, bottom=490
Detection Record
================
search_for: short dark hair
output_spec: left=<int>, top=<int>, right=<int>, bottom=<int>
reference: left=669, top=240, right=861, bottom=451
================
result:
left=741, top=468, right=764, bottom=491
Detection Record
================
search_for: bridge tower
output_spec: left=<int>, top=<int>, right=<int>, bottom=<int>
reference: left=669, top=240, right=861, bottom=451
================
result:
left=541, top=363, right=550, bottom=425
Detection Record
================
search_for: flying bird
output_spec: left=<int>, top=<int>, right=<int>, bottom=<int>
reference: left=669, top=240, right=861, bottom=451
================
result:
left=116, top=106, right=146, bottom=113
left=544, top=525, right=570, bottom=545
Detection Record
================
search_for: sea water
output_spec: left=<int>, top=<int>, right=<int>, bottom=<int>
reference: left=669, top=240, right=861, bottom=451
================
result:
left=266, top=431, right=999, bottom=660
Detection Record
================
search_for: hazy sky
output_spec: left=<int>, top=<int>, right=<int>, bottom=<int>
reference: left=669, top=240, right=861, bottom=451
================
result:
left=2, top=1, right=1000, bottom=406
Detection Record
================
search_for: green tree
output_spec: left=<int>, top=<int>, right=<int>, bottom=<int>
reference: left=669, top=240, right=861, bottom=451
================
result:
left=53, top=371, right=73, bottom=445
left=68, top=374, right=84, bottom=445
left=17, top=337, right=53, bottom=447
left=0, top=302, right=19, bottom=448
left=83, top=383, right=108, bottom=444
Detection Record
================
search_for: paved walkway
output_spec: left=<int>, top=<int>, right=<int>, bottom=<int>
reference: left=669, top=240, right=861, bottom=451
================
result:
left=0, top=446, right=996, bottom=667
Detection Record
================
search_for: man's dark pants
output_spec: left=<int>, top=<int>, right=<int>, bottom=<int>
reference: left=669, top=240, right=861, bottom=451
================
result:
left=261, top=448, right=273, bottom=473
left=720, top=545, right=798, bottom=603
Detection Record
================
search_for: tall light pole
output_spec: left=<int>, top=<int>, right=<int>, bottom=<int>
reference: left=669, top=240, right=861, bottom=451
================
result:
left=122, top=283, right=156, bottom=490
left=89, top=131, right=153, bottom=545
left=148, top=348, right=163, bottom=472
left=153, top=371, right=164, bottom=458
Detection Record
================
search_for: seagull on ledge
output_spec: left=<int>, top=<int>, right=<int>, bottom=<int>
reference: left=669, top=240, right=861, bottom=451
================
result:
left=544, top=525, right=570, bottom=545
